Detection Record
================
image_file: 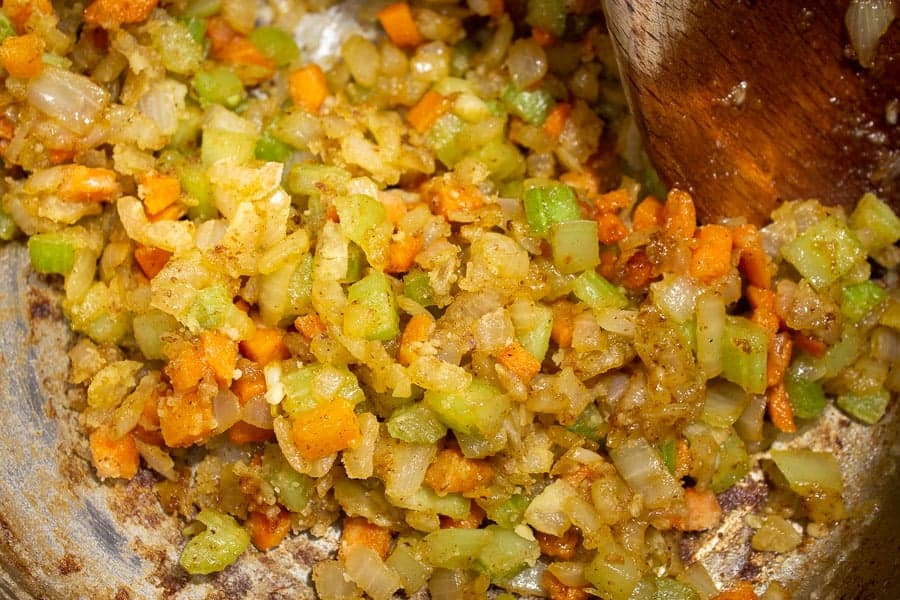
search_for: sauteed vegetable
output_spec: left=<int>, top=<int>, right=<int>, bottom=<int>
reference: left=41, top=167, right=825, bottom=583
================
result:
left=0, top=1, right=897, bottom=599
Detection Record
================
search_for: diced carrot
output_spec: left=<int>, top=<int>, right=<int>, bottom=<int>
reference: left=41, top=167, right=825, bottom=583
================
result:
left=234, top=298, right=251, bottom=314
left=0, top=34, right=44, bottom=79
left=200, top=331, right=238, bottom=387
left=240, top=326, right=291, bottom=365
left=542, top=102, right=570, bottom=138
left=90, top=427, right=139, bottom=480
left=138, top=171, right=181, bottom=217
left=229, top=421, right=275, bottom=445
left=378, top=190, right=409, bottom=226
left=767, top=382, right=797, bottom=433
left=397, top=313, right=435, bottom=367
left=288, top=64, right=329, bottom=114
left=598, top=247, right=618, bottom=281
left=632, top=196, right=664, bottom=231
left=535, top=528, right=579, bottom=560
left=747, top=286, right=779, bottom=335
left=429, top=180, right=484, bottom=219
left=594, top=188, right=632, bottom=214
left=662, top=188, right=697, bottom=240
left=495, top=340, right=542, bottom=384
left=377, top=2, right=423, bottom=49
left=793, top=332, right=828, bottom=359
left=164, top=343, right=209, bottom=393
left=542, top=571, right=589, bottom=600
left=84, top=0, right=158, bottom=27
left=291, top=399, right=361, bottom=460
left=551, top=299, right=577, bottom=348
left=690, top=224, right=733, bottom=283
left=206, top=17, right=275, bottom=84
left=732, top=224, right=774, bottom=289
left=620, top=249, right=655, bottom=290
left=712, top=581, right=759, bottom=600
left=675, top=438, right=692, bottom=479
left=246, top=509, right=292, bottom=551
left=439, top=502, right=485, bottom=529
left=294, top=313, right=327, bottom=339
left=386, top=234, right=423, bottom=274
left=532, top=26, right=557, bottom=47
left=138, top=391, right=161, bottom=431
left=406, top=90, right=448, bottom=133
left=596, top=211, right=627, bottom=245
left=0, top=116, right=15, bottom=142
left=133, top=244, right=172, bottom=280
left=767, top=332, right=793, bottom=388
left=4, top=0, right=52, bottom=32
left=231, top=359, right=266, bottom=405
left=147, top=202, right=184, bottom=223
left=158, top=388, right=217, bottom=448
left=424, top=446, right=494, bottom=495
left=48, top=148, right=75, bottom=165
left=673, top=487, right=723, bottom=531
left=57, top=165, right=121, bottom=203
left=560, top=463, right=597, bottom=488
left=339, top=516, right=393, bottom=561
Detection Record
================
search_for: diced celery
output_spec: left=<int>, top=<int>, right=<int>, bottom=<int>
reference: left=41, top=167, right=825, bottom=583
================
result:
left=179, top=509, right=250, bottom=575
left=286, top=253, right=314, bottom=313
left=784, top=372, right=825, bottom=419
left=567, top=404, right=605, bottom=442
left=28, top=232, right=76, bottom=274
left=474, top=139, right=526, bottom=181
left=475, top=525, right=540, bottom=580
left=179, top=162, right=216, bottom=220
left=262, top=443, right=312, bottom=512
left=781, top=217, right=865, bottom=289
left=836, top=389, right=890, bottom=425
left=187, top=284, right=232, bottom=330
left=344, top=242, right=367, bottom=283
left=770, top=449, right=843, bottom=496
left=550, top=220, right=599, bottom=274
left=0, top=12, right=15, bottom=43
left=179, top=16, right=208, bottom=45
left=526, top=0, right=568, bottom=37
left=280, top=364, right=319, bottom=416
left=811, top=328, right=862, bottom=379
left=720, top=316, right=767, bottom=395
left=193, top=67, right=246, bottom=108
left=585, top=545, right=642, bottom=600
left=386, top=541, right=431, bottom=594
left=509, top=301, right=553, bottom=361
left=389, top=488, right=470, bottom=519
left=335, top=194, right=390, bottom=257
left=677, top=318, right=697, bottom=354
left=403, top=269, right=435, bottom=307
left=523, top=184, right=580, bottom=235
left=659, top=439, right=676, bottom=474
left=387, top=404, right=448, bottom=444
left=503, top=85, right=553, bottom=125
left=632, top=577, right=700, bottom=600
left=485, top=494, right=529, bottom=529
left=0, top=206, right=18, bottom=240
left=281, top=362, right=364, bottom=417
left=343, top=271, right=400, bottom=341
left=710, top=432, right=750, bottom=493
left=841, top=281, right=887, bottom=323
left=426, top=113, right=465, bottom=167
left=255, top=128, right=292, bottom=162
left=154, top=20, right=204, bottom=75
left=849, top=192, right=900, bottom=251
left=249, top=26, right=299, bottom=67
left=201, top=128, right=258, bottom=166
left=182, top=0, right=222, bottom=17
left=133, top=310, right=180, bottom=360
left=420, top=528, right=492, bottom=570
left=423, top=378, right=510, bottom=437
left=169, top=109, right=203, bottom=150
left=456, top=428, right=507, bottom=458
left=572, top=270, right=628, bottom=310
left=288, top=164, right=351, bottom=197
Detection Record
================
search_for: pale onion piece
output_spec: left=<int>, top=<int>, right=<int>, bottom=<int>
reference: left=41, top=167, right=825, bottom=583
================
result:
left=564, top=493, right=603, bottom=541
left=524, top=479, right=577, bottom=536
left=241, top=393, right=274, bottom=430
left=258, top=228, right=311, bottom=275
left=871, top=326, right=899, bottom=362
left=374, top=435, right=436, bottom=498
left=273, top=416, right=336, bottom=477
left=547, top=562, right=588, bottom=587
left=117, top=197, right=194, bottom=253
left=65, top=250, right=98, bottom=304
left=751, top=515, right=803, bottom=553
left=427, top=568, right=467, bottom=600
left=208, top=201, right=264, bottom=276
left=343, top=546, right=402, bottom=600
left=702, top=380, right=750, bottom=429
left=87, top=360, right=144, bottom=409
left=651, top=274, right=701, bottom=323
left=133, top=439, right=177, bottom=481
left=503, top=562, right=548, bottom=598
left=260, top=189, right=292, bottom=249
left=111, top=373, right=158, bottom=439
left=264, top=362, right=286, bottom=406
left=208, top=159, right=282, bottom=220
left=594, top=308, right=638, bottom=337
left=407, top=355, right=472, bottom=392
left=846, top=0, right=897, bottom=68
left=195, top=219, right=227, bottom=251
left=609, top=437, right=684, bottom=510
left=27, top=67, right=109, bottom=134
left=680, top=562, right=718, bottom=599
left=506, top=38, right=548, bottom=88
left=734, top=393, right=767, bottom=443
left=313, top=222, right=351, bottom=283
left=696, top=292, right=726, bottom=378
left=312, top=560, right=362, bottom=600
left=105, top=104, right=167, bottom=151
left=474, top=308, right=515, bottom=354
left=343, top=412, right=379, bottom=480
left=212, top=389, right=242, bottom=434
left=138, top=79, right=187, bottom=137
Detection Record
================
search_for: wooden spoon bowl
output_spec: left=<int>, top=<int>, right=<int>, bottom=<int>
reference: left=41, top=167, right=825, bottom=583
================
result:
left=604, top=0, right=900, bottom=224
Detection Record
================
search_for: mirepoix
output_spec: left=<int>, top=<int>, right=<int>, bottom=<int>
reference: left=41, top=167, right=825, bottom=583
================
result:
left=0, top=0, right=897, bottom=599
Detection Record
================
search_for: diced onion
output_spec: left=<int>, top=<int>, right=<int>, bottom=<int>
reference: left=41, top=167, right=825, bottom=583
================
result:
left=506, top=39, right=548, bottom=88
left=134, top=439, right=177, bottom=481
left=212, top=389, right=242, bottom=434
left=343, top=546, right=402, bottom=600
left=609, top=438, right=683, bottom=509
left=27, top=67, right=109, bottom=134
left=846, top=0, right=896, bottom=68
left=241, top=393, right=274, bottom=430
left=313, top=560, right=361, bottom=600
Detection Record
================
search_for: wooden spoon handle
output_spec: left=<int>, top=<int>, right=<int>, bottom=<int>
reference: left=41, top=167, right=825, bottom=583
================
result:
left=604, top=0, right=900, bottom=224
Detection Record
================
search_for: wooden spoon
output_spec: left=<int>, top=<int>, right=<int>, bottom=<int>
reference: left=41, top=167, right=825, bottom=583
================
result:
left=603, top=0, right=900, bottom=224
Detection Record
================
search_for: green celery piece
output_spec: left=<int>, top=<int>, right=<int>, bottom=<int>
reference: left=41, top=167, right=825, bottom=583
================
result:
left=475, top=525, right=540, bottom=580
left=187, top=284, right=232, bottom=330
left=770, top=449, right=843, bottom=497
left=632, top=577, right=700, bottom=600
left=282, top=363, right=363, bottom=417
left=403, top=269, right=434, bottom=307
left=255, top=128, right=292, bottom=162
left=572, top=270, right=628, bottom=310
left=179, top=162, right=216, bottom=220
left=841, top=281, right=887, bottom=323
left=659, top=439, right=677, bottom=474
left=387, top=403, right=447, bottom=444
left=567, top=404, right=605, bottom=442
left=286, top=254, right=313, bottom=314
left=0, top=206, right=18, bottom=241
left=550, top=219, right=599, bottom=274
left=390, top=487, right=470, bottom=519
left=720, top=316, right=767, bottom=395
left=193, top=67, right=246, bottom=108
left=336, top=194, right=388, bottom=248
left=182, top=0, right=222, bottom=17
left=423, top=378, right=510, bottom=437
left=27, top=232, right=76, bottom=274
left=132, top=310, right=180, bottom=360
left=201, top=128, right=257, bottom=166
left=280, top=364, right=320, bottom=417
left=426, top=113, right=465, bottom=167
left=179, top=16, right=208, bottom=45
left=849, top=192, right=900, bottom=251
left=420, top=528, right=492, bottom=570
left=525, top=0, right=568, bottom=37
left=585, top=545, right=642, bottom=600
left=474, top=138, right=525, bottom=181
left=179, top=509, right=250, bottom=575
left=262, top=444, right=312, bottom=512
left=511, top=303, right=553, bottom=361
left=0, top=12, right=14, bottom=43
left=523, top=184, right=580, bottom=235
left=678, top=318, right=697, bottom=354
left=836, top=389, right=890, bottom=425
left=710, top=432, right=750, bottom=493
left=486, top=494, right=529, bottom=529
left=249, top=26, right=299, bottom=66
left=344, top=242, right=366, bottom=283
left=154, top=20, right=204, bottom=75
left=503, top=85, right=553, bottom=125
left=781, top=216, right=865, bottom=289
left=288, top=164, right=351, bottom=196
left=343, top=271, right=400, bottom=341
left=168, top=109, right=203, bottom=150
left=812, top=328, right=862, bottom=379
